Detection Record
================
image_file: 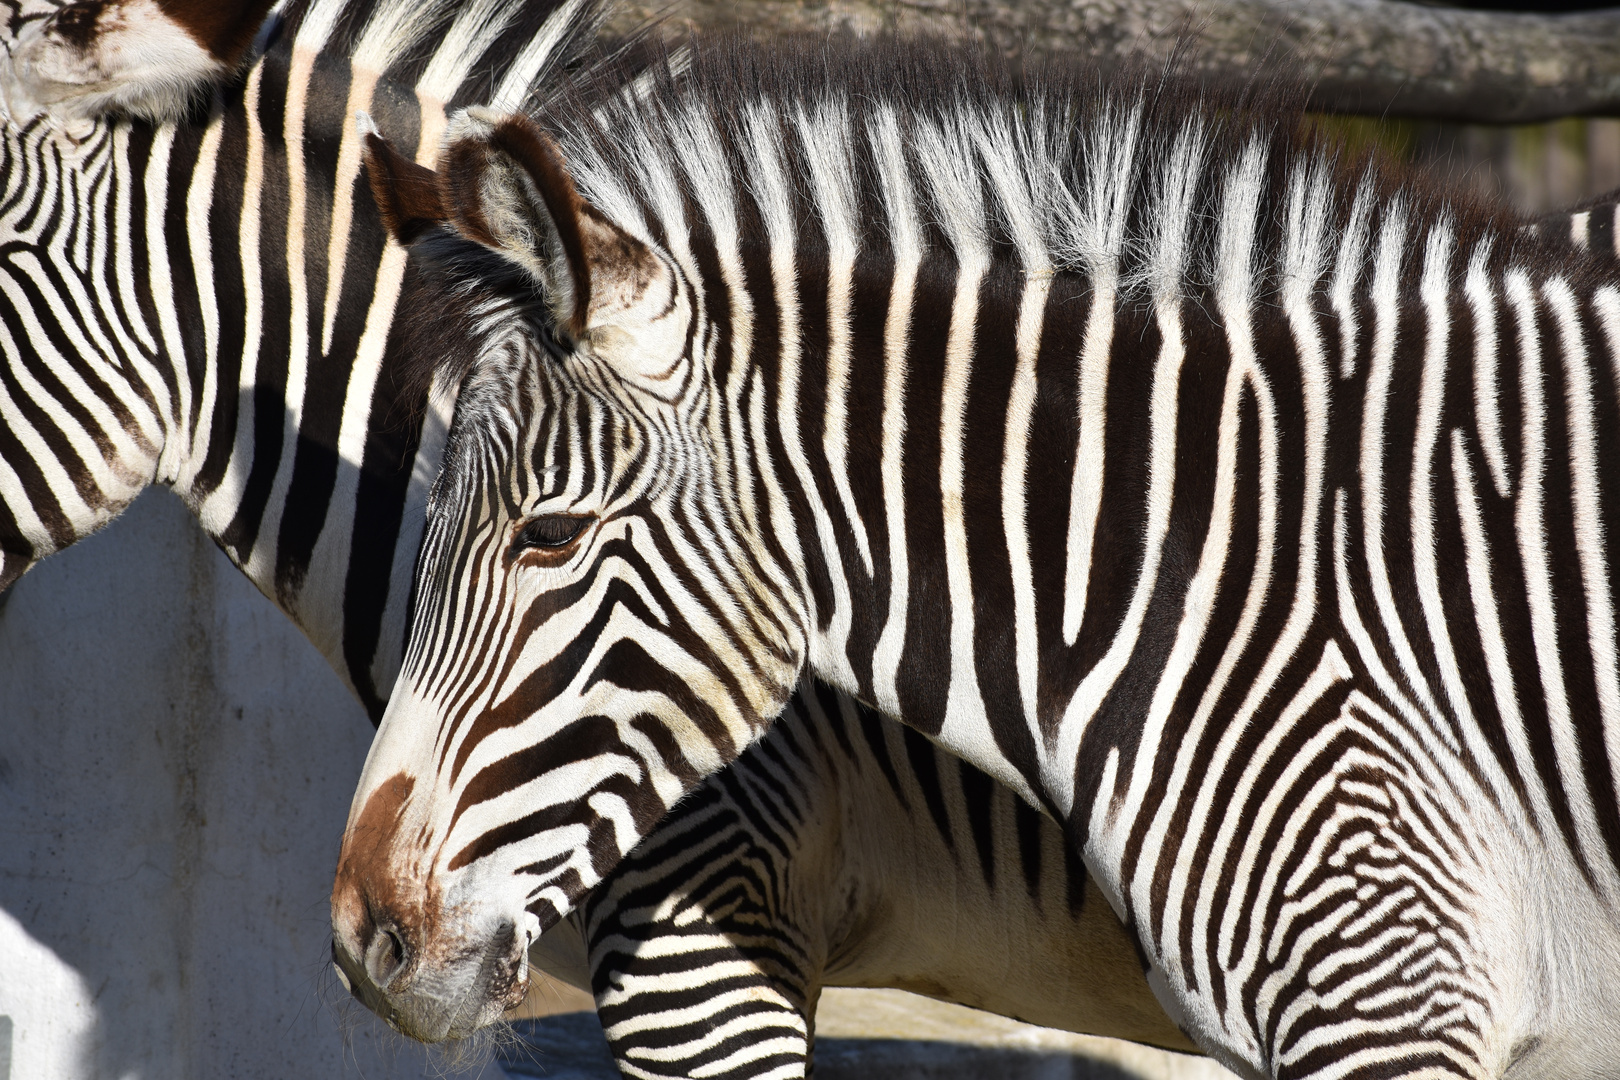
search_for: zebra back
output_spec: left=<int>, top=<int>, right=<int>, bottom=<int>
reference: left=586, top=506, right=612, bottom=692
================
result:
left=1532, top=190, right=1620, bottom=264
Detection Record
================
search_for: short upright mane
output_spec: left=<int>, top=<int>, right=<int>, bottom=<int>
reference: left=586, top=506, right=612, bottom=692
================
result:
left=276, top=0, right=610, bottom=112
left=513, top=34, right=1537, bottom=325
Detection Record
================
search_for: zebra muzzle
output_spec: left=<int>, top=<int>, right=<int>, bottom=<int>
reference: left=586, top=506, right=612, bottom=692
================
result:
left=329, top=770, right=531, bottom=1040
left=331, top=873, right=531, bottom=1043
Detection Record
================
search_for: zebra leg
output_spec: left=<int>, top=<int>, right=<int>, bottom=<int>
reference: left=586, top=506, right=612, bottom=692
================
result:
left=582, top=773, right=826, bottom=1080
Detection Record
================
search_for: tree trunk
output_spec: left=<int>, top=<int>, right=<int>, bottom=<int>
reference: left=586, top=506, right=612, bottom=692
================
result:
left=610, top=0, right=1620, bottom=123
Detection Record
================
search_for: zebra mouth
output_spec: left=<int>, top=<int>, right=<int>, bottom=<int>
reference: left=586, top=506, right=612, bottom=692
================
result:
left=331, top=913, right=529, bottom=1043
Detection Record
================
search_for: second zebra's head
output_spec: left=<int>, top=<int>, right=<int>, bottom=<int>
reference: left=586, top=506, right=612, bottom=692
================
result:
left=330, top=110, right=809, bottom=1040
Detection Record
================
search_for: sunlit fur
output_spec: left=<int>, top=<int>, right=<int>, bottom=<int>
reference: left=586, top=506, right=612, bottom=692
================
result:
left=364, top=35, right=1620, bottom=1079
left=0, top=0, right=606, bottom=695
left=0, top=1, right=1206, bottom=1072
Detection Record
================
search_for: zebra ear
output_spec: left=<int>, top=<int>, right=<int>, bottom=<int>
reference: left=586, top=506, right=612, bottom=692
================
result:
left=437, top=109, right=677, bottom=350
left=361, top=120, right=449, bottom=246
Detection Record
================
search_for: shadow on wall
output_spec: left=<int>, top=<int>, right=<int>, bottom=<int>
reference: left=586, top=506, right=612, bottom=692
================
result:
left=499, top=1014, right=1157, bottom=1080
left=0, top=490, right=433, bottom=1080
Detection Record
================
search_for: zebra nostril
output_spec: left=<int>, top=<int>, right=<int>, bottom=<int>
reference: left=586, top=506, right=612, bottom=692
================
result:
left=365, top=925, right=410, bottom=988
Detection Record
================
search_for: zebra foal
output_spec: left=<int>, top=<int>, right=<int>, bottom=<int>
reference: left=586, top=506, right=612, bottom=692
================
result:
left=0, top=3, right=1183, bottom=1074
left=339, top=36, right=1620, bottom=1080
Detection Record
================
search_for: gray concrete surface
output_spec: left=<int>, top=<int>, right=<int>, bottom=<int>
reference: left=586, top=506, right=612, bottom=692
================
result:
left=499, top=989, right=1234, bottom=1080
left=0, top=490, right=431, bottom=1079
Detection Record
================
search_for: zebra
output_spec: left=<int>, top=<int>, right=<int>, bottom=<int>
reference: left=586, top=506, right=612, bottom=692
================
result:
left=1532, top=192, right=1620, bottom=263
left=0, top=2, right=1187, bottom=1075
left=339, top=36, right=1620, bottom=1079
left=551, top=678, right=1197, bottom=1076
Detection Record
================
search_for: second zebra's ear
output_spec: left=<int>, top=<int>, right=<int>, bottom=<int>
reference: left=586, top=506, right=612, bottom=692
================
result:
left=360, top=117, right=448, bottom=245
left=435, top=109, right=685, bottom=381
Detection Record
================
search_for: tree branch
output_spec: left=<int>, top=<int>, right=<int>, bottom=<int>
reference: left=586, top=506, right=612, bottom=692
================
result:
left=610, top=0, right=1620, bottom=123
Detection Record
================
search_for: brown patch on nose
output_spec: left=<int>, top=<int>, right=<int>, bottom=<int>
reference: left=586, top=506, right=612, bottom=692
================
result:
left=331, top=773, right=535, bottom=1039
left=332, top=772, right=445, bottom=984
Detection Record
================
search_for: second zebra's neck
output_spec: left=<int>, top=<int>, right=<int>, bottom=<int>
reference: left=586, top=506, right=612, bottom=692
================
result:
left=0, top=0, right=598, bottom=713
left=175, top=39, right=451, bottom=713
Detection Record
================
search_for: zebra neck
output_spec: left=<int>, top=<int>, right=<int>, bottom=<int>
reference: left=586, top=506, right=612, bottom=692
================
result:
left=0, top=110, right=217, bottom=596
left=175, top=0, right=607, bottom=709
left=189, top=53, right=417, bottom=692
left=172, top=42, right=457, bottom=713
left=0, top=44, right=439, bottom=709
left=0, top=0, right=606, bottom=711
left=755, top=155, right=1620, bottom=847
left=770, top=242, right=1084, bottom=814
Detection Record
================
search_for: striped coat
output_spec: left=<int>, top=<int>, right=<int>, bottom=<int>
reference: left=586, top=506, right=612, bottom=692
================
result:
left=340, top=40, right=1620, bottom=1079
left=0, top=5, right=1194, bottom=1076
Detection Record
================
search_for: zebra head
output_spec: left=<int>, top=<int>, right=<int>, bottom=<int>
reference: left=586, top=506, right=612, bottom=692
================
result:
left=1, top=0, right=276, bottom=124
left=330, top=110, right=809, bottom=1040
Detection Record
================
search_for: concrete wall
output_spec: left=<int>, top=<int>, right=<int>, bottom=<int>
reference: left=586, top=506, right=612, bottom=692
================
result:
left=0, top=491, right=435, bottom=1080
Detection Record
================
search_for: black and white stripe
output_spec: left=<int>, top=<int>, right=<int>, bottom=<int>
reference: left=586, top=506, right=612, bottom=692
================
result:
left=1532, top=191, right=1620, bottom=264
left=349, top=38, right=1620, bottom=1079
left=0, top=0, right=607, bottom=710
left=2, top=8, right=1185, bottom=1076
left=575, top=681, right=1192, bottom=1079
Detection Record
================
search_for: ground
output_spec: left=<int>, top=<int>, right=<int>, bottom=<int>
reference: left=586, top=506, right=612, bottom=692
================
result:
left=501, top=979, right=1233, bottom=1079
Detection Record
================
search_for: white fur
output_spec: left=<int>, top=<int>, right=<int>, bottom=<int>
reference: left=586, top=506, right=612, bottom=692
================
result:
left=865, top=104, right=919, bottom=723
left=1465, top=238, right=1512, bottom=499
left=3, top=0, right=226, bottom=124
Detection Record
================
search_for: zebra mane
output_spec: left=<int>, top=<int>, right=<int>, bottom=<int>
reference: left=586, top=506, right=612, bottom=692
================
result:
left=488, top=34, right=1547, bottom=327
left=249, top=0, right=617, bottom=434
left=274, top=0, right=611, bottom=114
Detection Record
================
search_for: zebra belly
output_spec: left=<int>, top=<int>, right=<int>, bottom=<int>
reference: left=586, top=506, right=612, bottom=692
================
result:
left=1488, top=839, right=1620, bottom=1079
left=817, top=709, right=1193, bottom=1051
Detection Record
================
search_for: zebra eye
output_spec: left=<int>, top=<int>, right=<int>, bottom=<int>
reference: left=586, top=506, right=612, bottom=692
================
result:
left=513, top=515, right=588, bottom=554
